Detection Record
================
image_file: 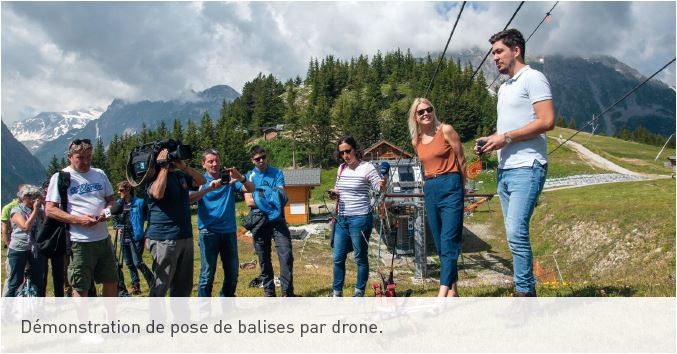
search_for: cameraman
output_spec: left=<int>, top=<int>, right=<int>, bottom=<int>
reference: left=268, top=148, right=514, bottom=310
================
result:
left=189, top=148, right=254, bottom=297
left=112, top=181, right=153, bottom=295
left=146, top=148, right=206, bottom=297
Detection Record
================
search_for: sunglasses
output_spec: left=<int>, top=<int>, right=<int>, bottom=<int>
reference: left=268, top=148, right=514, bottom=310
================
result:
left=416, top=106, right=434, bottom=116
left=253, top=155, right=266, bottom=162
left=339, top=149, right=353, bottom=155
left=118, top=189, right=128, bottom=192
left=69, top=138, right=91, bottom=148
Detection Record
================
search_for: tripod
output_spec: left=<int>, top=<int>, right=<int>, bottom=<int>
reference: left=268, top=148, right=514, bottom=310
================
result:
left=113, top=210, right=154, bottom=296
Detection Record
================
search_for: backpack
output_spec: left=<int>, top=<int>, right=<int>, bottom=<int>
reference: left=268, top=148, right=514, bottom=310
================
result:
left=36, top=171, right=71, bottom=257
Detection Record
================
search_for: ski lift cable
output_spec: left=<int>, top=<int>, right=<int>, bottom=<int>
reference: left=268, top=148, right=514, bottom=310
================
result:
left=488, top=1, right=559, bottom=90
left=550, top=57, right=676, bottom=154
left=424, top=1, right=467, bottom=98
left=464, top=1, right=525, bottom=91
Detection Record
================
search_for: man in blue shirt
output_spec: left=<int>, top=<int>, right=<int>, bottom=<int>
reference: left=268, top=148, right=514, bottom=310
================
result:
left=146, top=148, right=206, bottom=297
left=476, top=29, right=555, bottom=297
left=190, top=148, right=254, bottom=297
left=245, top=146, right=296, bottom=297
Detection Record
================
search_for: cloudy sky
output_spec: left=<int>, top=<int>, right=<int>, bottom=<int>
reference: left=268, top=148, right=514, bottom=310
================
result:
left=2, top=1, right=675, bottom=123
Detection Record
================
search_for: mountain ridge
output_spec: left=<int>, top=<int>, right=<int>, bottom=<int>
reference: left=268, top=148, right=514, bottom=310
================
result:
left=30, top=85, right=241, bottom=166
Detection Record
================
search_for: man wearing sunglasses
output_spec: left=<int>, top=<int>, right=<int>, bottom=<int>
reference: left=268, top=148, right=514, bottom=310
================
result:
left=243, top=146, right=296, bottom=297
left=475, top=29, right=555, bottom=297
left=45, top=138, right=118, bottom=297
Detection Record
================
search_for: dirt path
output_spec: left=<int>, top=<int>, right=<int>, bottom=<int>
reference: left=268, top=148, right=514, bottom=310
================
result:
left=551, top=135, right=669, bottom=178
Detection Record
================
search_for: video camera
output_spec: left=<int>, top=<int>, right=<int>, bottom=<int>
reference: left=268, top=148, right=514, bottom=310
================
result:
left=125, top=139, right=193, bottom=187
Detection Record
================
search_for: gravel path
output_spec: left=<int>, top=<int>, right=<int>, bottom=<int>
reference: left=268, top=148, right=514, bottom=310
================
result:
left=552, top=137, right=646, bottom=176
left=544, top=173, right=646, bottom=190
left=543, top=136, right=670, bottom=190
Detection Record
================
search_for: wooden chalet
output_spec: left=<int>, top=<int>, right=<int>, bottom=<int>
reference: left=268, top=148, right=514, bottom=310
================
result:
left=363, top=139, right=413, bottom=161
left=283, top=168, right=321, bottom=224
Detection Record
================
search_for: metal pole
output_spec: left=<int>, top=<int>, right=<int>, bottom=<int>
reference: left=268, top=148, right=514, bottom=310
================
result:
left=655, top=133, right=674, bottom=161
left=552, top=254, right=564, bottom=283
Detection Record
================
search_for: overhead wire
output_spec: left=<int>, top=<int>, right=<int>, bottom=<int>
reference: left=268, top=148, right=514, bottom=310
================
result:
left=550, top=57, right=676, bottom=154
left=463, top=1, right=525, bottom=91
left=424, top=1, right=467, bottom=98
left=487, top=1, right=559, bottom=91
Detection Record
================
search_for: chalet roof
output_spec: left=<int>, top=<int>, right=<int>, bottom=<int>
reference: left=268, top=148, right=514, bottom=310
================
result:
left=283, top=168, right=321, bottom=186
left=363, top=139, right=413, bottom=159
left=261, top=124, right=284, bottom=132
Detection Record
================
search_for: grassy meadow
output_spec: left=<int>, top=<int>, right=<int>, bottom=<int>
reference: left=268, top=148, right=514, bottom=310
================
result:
left=1, top=132, right=674, bottom=297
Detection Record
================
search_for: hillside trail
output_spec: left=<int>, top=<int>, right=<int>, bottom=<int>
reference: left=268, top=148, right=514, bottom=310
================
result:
left=550, top=135, right=671, bottom=180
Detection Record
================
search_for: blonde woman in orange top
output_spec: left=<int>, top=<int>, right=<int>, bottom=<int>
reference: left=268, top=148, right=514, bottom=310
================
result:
left=409, top=97, right=465, bottom=297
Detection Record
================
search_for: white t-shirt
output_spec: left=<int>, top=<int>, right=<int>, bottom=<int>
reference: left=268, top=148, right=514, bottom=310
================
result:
left=46, top=166, right=113, bottom=242
left=334, top=161, right=382, bottom=216
left=496, top=65, right=553, bottom=169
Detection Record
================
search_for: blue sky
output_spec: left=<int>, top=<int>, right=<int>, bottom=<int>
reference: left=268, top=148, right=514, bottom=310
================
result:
left=2, top=1, right=675, bottom=123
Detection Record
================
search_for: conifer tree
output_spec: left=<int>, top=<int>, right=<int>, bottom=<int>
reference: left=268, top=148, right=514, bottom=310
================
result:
left=92, top=137, right=108, bottom=173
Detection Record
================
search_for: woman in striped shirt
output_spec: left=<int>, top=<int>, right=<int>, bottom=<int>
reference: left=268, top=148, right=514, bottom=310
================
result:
left=328, top=136, right=386, bottom=297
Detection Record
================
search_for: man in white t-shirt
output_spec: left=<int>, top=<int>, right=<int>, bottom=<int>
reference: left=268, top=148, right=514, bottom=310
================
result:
left=475, top=29, right=555, bottom=297
left=45, top=139, right=118, bottom=297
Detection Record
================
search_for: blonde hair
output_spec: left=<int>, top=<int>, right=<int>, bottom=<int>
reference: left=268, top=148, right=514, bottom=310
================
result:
left=408, top=97, right=441, bottom=144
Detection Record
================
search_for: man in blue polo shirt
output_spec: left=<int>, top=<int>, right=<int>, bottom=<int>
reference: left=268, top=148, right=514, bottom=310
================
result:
left=190, top=148, right=254, bottom=297
left=476, top=29, right=555, bottom=297
left=245, top=146, right=296, bottom=297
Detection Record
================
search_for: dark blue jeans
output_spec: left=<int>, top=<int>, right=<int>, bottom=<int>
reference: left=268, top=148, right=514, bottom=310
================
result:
left=120, top=238, right=153, bottom=286
left=253, top=219, right=294, bottom=297
left=497, top=160, right=548, bottom=294
left=332, top=213, right=373, bottom=294
left=423, top=173, right=464, bottom=287
left=44, top=253, right=65, bottom=297
left=6, top=249, right=46, bottom=297
left=198, top=230, right=239, bottom=297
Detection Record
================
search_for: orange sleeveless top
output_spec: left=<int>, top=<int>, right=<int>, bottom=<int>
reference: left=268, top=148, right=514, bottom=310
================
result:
left=415, top=128, right=459, bottom=177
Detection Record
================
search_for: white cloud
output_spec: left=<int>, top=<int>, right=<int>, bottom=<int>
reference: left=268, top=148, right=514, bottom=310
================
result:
left=1, top=1, right=674, bottom=124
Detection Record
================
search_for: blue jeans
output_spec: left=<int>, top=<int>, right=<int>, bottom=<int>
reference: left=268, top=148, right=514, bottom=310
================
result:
left=423, top=173, right=464, bottom=287
left=120, top=238, right=153, bottom=286
left=6, top=249, right=46, bottom=297
left=332, top=213, right=373, bottom=293
left=497, top=160, right=548, bottom=294
left=198, top=230, right=239, bottom=297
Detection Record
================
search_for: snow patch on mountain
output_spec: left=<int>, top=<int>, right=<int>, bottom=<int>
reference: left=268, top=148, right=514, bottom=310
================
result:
left=10, top=108, right=104, bottom=151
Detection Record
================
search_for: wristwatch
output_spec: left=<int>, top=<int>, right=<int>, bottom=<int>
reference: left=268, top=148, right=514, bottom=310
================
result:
left=504, top=132, right=512, bottom=144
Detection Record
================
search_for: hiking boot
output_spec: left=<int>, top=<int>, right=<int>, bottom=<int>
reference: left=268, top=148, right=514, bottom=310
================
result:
left=131, top=283, right=141, bottom=296
left=248, top=276, right=263, bottom=288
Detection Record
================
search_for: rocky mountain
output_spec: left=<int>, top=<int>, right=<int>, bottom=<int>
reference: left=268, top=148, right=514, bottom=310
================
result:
left=10, top=108, right=104, bottom=152
left=449, top=49, right=675, bottom=136
left=32, top=85, right=240, bottom=166
left=528, top=55, right=675, bottom=136
left=1, top=121, right=47, bottom=205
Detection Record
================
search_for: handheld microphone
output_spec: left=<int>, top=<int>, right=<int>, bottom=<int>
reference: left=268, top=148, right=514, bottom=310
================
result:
left=379, top=161, right=391, bottom=178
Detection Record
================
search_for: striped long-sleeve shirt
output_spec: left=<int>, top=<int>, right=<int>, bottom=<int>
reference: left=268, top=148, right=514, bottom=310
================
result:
left=335, top=161, right=382, bottom=216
